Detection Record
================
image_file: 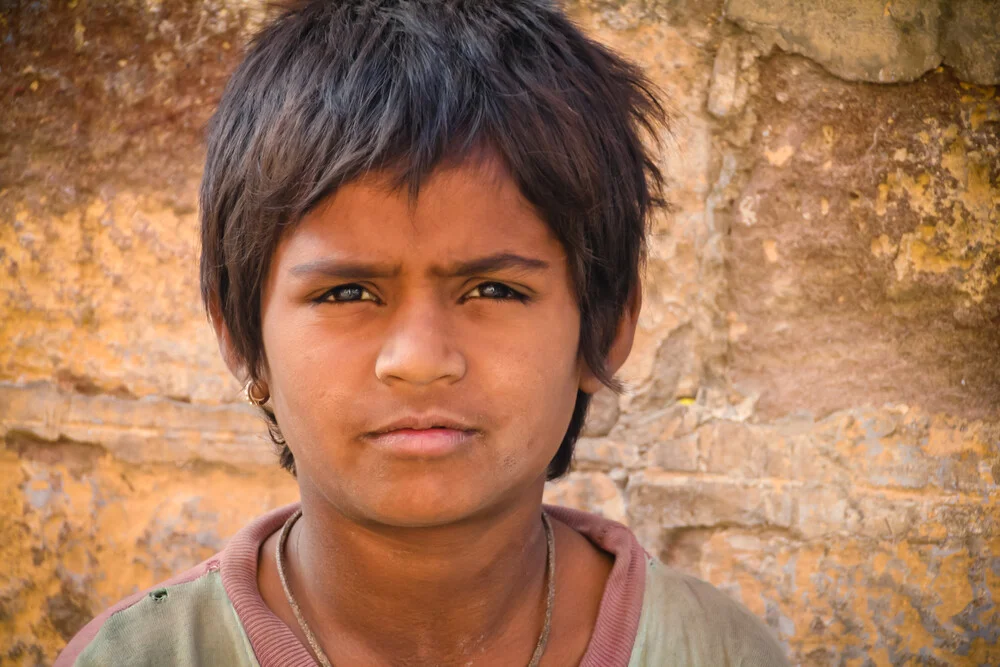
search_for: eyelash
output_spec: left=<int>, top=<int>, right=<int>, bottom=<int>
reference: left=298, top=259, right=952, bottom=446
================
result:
left=315, top=282, right=529, bottom=305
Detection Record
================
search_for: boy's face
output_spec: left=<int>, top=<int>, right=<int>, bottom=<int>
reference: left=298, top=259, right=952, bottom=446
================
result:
left=259, top=157, right=599, bottom=527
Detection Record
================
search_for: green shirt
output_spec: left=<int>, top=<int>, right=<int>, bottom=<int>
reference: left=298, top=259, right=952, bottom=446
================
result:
left=58, top=504, right=789, bottom=666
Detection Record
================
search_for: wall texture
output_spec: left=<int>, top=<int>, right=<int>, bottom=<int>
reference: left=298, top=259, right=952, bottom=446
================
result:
left=1, top=1, right=998, bottom=665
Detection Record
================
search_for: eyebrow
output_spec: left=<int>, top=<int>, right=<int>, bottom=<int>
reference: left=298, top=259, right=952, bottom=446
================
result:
left=289, top=252, right=550, bottom=280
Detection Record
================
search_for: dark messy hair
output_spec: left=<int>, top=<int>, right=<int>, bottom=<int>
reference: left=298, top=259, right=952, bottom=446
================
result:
left=200, top=0, right=667, bottom=480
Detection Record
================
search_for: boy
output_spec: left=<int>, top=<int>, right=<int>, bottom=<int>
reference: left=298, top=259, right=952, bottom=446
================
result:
left=58, top=1, right=788, bottom=664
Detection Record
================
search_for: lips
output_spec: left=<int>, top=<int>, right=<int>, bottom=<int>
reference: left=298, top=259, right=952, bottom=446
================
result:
left=364, top=415, right=479, bottom=458
left=369, top=414, right=475, bottom=434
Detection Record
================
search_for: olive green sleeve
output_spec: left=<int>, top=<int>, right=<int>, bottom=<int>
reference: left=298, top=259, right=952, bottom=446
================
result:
left=630, top=558, right=790, bottom=667
left=74, top=572, right=258, bottom=667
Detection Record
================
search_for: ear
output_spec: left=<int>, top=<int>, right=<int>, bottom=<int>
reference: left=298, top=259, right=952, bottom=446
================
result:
left=207, top=294, right=246, bottom=381
left=579, top=283, right=642, bottom=395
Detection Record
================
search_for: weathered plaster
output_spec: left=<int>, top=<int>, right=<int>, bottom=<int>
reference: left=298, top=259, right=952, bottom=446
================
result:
left=726, top=0, right=1000, bottom=85
left=1, top=1, right=998, bottom=665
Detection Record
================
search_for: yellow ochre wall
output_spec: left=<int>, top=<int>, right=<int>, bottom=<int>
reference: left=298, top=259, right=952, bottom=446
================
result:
left=1, top=1, right=998, bottom=665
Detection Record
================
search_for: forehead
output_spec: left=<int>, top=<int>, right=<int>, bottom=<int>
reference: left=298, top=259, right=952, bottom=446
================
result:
left=273, top=158, right=566, bottom=270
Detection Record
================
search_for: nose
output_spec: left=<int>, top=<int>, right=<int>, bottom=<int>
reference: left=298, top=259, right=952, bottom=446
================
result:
left=374, top=298, right=466, bottom=387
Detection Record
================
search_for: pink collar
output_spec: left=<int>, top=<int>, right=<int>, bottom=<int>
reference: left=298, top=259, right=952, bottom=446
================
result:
left=221, top=503, right=647, bottom=667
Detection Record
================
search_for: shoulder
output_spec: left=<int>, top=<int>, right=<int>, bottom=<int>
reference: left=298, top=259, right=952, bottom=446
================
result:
left=542, top=505, right=788, bottom=667
left=55, top=560, right=257, bottom=667
left=630, top=557, right=790, bottom=667
left=56, top=503, right=298, bottom=667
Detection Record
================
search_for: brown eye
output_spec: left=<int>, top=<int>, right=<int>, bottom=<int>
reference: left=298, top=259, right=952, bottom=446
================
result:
left=465, top=282, right=527, bottom=302
left=319, top=284, right=378, bottom=303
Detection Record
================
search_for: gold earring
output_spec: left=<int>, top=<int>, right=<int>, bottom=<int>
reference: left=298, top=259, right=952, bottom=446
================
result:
left=244, top=379, right=269, bottom=407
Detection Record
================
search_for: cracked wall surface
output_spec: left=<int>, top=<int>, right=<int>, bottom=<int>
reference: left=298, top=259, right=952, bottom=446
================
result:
left=1, top=1, right=998, bottom=665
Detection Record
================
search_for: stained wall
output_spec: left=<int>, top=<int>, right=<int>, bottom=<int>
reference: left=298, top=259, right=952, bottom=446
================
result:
left=2, top=1, right=998, bottom=664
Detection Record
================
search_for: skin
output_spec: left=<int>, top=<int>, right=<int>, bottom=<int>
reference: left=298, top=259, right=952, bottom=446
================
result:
left=213, top=155, right=641, bottom=666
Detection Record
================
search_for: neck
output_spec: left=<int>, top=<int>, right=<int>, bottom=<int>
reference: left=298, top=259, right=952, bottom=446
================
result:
left=286, top=484, right=550, bottom=665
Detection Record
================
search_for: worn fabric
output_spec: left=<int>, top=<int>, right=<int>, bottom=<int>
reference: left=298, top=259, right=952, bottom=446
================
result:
left=57, top=504, right=788, bottom=666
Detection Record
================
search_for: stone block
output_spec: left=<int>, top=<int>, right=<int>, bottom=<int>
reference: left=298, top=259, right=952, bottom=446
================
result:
left=626, top=472, right=795, bottom=550
left=0, top=383, right=274, bottom=467
left=726, top=0, right=943, bottom=83
left=707, top=36, right=749, bottom=118
left=621, top=403, right=699, bottom=447
left=697, top=531, right=1000, bottom=664
left=793, top=486, right=864, bottom=540
left=939, top=0, right=1000, bottom=85
left=628, top=324, right=697, bottom=411
left=803, top=407, right=1000, bottom=494
left=581, top=387, right=621, bottom=437
left=544, top=472, right=627, bottom=524
left=572, top=437, right=642, bottom=471
left=727, top=55, right=1000, bottom=422
left=700, top=420, right=795, bottom=479
left=1, top=446, right=297, bottom=663
left=645, top=431, right=701, bottom=472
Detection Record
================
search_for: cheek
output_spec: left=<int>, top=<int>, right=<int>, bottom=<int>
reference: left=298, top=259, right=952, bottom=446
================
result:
left=476, top=305, right=581, bottom=462
left=261, top=315, right=372, bottom=446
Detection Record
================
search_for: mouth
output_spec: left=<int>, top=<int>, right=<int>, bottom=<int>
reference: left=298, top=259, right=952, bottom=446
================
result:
left=364, top=416, right=479, bottom=458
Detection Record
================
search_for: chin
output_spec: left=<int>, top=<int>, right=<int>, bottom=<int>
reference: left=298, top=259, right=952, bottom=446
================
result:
left=344, top=466, right=501, bottom=528
left=362, top=490, right=489, bottom=528
left=305, top=444, right=547, bottom=528
left=366, top=471, right=541, bottom=528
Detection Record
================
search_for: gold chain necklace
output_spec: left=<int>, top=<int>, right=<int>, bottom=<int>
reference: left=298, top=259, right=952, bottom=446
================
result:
left=276, top=509, right=556, bottom=667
